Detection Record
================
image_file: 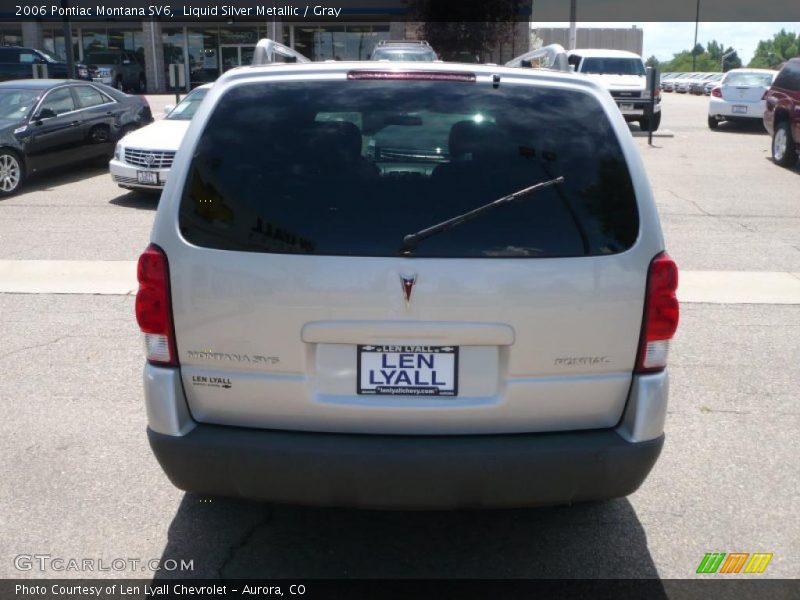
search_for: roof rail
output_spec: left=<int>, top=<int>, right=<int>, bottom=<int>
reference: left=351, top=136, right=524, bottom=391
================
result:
left=505, top=44, right=570, bottom=72
left=251, top=38, right=310, bottom=65
left=377, top=40, right=432, bottom=47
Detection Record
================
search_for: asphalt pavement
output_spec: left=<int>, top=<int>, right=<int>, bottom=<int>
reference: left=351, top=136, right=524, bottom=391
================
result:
left=0, top=92, right=798, bottom=581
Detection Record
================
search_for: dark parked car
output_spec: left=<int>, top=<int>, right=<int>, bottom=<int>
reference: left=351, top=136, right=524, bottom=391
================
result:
left=764, top=58, right=800, bottom=168
left=0, top=79, right=152, bottom=196
left=85, top=49, right=146, bottom=92
left=0, top=46, right=89, bottom=82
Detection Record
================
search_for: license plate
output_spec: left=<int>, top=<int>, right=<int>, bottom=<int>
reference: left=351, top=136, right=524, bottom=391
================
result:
left=732, top=105, right=747, bottom=114
left=357, top=345, right=458, bottom=396
left=137, top=171, right=159, bottom=184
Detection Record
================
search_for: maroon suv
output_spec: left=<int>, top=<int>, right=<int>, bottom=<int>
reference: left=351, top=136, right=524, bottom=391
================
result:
left=764, top=58, right=800, bottom=167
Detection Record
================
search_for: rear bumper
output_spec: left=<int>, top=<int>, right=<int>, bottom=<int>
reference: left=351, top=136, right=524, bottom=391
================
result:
left=144, top=364, right=669, bottom=508
left=709, top=98, right=766, bottom=119
left=148, top=425, right=663, bottom=509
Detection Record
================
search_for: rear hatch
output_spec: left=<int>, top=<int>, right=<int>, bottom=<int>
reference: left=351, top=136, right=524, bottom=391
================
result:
left=721, top=71, right=774, bottom=106
left=162, top=71, right=657, bottom=435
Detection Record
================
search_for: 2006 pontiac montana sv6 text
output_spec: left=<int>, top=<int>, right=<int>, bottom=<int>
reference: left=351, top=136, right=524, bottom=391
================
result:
left=137, top=60, right=679, bottom=508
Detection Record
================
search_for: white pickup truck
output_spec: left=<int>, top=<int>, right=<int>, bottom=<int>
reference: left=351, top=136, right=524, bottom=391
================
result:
left=567, top=49, right=661, bottom=132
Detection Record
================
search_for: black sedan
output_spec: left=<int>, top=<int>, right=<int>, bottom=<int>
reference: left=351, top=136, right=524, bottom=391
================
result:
left=0, top=79, right=152, bottom=196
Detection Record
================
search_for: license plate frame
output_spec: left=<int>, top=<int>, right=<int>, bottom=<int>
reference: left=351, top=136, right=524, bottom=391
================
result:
left=137, top=170, right=159, bottom=185
left=619, top=103, right=635, bottom=111
left=357, top=345, right=458, bottom=396
left=732, top=105, right=748, bottom=114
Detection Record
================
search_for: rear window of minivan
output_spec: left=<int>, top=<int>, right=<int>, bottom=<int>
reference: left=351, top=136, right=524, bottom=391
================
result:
left=179, top=79, right=639, bottom=258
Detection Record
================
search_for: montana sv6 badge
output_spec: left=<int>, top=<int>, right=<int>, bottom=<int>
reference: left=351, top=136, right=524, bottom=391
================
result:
left=187, top=350, right=279, bottom=365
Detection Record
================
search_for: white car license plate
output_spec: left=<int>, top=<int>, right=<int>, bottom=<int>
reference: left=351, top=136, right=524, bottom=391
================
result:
left=357, top=345, right=458, bottom=396
left=137, top=171, right=159, bottom=185
left=619, top=103, right=634, bottom=111
left=732, top=105, right=747, bottom=114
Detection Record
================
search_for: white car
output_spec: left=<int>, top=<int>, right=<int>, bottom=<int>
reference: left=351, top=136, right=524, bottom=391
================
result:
left=567, top=49, right=661, bottom=131
left=708, top=68, right=778, bottom=129
left=110, top=84, right=212, bottom=191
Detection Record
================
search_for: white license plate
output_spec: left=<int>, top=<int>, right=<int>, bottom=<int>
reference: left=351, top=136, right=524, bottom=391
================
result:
left=137, top=171, right=159, bottom=184
left=732, top=105, right=748, bottom=114
left=619, top=103, right=635, bottom=111
left=357, top=345, right=458, bottom=396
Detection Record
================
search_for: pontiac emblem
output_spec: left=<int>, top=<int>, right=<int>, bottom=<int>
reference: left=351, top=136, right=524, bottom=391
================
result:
left=400, top=273, right=417, bottom=305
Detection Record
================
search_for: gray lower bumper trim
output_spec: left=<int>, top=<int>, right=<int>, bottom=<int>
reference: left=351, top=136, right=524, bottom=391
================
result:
left=148, top=425, right=664, bottom=509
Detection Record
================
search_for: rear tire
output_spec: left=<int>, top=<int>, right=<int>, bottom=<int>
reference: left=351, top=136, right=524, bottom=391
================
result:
left=772, top=121, right=798, bottom=167
left=0, top=149, right=24, bottom=197
left=88, top=125, right=111, bottom=144
left=707, top=115, right=719, bottom=130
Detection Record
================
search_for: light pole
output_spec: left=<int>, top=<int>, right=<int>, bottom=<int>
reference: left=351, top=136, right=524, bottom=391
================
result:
left=61, top=0, right=75, bottom=78
left=568, top=0, right=577, bottom=50
left=721, top=49, right=735, bottom=72
left=692, top=0, right=700, bottom=71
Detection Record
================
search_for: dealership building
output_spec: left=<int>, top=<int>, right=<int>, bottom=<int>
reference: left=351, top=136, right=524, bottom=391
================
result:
left=1, top=18, right=531, bottom=92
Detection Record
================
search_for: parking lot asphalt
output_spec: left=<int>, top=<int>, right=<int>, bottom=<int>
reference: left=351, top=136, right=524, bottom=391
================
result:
left=0, top=92, right=798, bottom=580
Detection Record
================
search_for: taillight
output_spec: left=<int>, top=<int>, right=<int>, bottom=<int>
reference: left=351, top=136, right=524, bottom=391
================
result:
left=761, top=89, right=769, bottom=100
left=136, top=244, right=177, bottom=366
left=711, top=86, right=722, bottom=98
left=635, top=253, right=679, bottom=373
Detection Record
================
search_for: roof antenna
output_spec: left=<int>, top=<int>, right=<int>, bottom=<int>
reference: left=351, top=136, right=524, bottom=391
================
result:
left=492, top=74, right=501, bottom=89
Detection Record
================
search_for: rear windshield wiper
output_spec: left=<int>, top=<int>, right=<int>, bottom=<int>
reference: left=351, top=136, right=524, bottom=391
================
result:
left=399, top=176, right=565, bottom=256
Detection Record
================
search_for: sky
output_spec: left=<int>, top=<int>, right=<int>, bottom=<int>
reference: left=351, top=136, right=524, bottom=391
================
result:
left=532, top=22, right=800, bottom=64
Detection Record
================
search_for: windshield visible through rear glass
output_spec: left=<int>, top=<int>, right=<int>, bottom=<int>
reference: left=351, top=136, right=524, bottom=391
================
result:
left=372, top=49, right=436, bottom=61
left=0, top=90, right=41, bottom=119
left=166, top=88, right=209, bottom=121
left=723, top=72, right=773, bottom=86
left=179, top=80, right=639, bottom=258
left=581, top=58, right=646, bottom=76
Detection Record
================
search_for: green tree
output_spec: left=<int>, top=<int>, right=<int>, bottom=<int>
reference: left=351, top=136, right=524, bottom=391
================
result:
left=720, top=48, right=742, bottom=71
left=645, top=55, right=660, bottom=68
left=706, top=40, right=724, bottom=61
left=748, top=29, right=799, bottom=68
left=661, top=41, right=741, bottom=72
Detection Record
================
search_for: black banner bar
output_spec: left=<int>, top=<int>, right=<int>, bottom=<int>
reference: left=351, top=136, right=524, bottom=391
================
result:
left=2, top=579, right=800, bottom=600
left=1, top=0, right=800, bottom=23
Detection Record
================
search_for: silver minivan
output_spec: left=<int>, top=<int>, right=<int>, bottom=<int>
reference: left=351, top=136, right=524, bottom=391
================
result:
left=137, top=61, right=679, bottom=508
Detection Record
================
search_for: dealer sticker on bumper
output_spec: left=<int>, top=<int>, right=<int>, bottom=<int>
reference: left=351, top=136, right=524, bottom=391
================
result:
left=357, top=345, right=458, bottom=396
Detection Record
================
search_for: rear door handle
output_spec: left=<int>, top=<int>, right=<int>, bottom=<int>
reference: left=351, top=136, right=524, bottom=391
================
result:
left=70, top=121, right=80, bottom=127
